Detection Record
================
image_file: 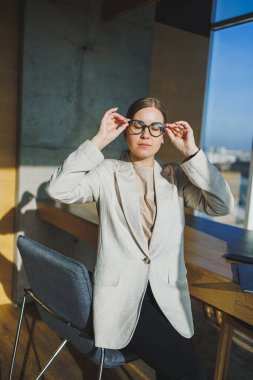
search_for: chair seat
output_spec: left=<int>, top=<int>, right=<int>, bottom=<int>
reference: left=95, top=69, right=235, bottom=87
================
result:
left=91, top=347, right=139, bottom=368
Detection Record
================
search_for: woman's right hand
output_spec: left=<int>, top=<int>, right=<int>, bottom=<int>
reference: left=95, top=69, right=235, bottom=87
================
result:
left=91, top=107, right=130, bottom=150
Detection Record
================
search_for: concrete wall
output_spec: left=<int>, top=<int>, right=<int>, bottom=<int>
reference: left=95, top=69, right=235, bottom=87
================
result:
left=15, top=0, right=156, bottom=301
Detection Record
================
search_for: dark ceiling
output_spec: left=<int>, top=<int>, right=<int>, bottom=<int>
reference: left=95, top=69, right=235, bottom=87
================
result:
left=156, top=0, right=213, bottom=37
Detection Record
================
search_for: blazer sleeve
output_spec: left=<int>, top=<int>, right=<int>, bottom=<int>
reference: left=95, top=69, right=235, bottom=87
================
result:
left=174, top=149, right=235, bottom=216
left=45, top=140, right=104, bottom=204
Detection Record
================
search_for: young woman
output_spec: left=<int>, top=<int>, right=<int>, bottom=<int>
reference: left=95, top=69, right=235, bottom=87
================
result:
left=46, top=97, right=234, bottom=379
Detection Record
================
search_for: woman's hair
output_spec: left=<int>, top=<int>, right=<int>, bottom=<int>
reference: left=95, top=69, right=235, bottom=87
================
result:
left=126, top=96, right=167, bottom=122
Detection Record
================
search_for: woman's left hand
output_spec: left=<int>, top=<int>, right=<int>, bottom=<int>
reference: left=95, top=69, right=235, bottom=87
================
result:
left=165, top=121, right=199, bottom=158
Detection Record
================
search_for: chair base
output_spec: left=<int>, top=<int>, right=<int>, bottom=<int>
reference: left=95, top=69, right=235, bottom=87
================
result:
left=8, top=291, right=105, bottom=380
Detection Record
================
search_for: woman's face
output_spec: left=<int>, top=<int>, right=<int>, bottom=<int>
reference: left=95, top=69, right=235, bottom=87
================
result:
left=125, top=107, right=165, bottom=163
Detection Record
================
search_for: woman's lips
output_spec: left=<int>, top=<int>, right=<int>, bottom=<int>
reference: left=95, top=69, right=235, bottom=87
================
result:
left=138, top=144, right=151, bottom=148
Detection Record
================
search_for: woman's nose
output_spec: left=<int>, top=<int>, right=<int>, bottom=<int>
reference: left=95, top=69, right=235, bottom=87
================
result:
left=141, top=126, right=150, bottom=138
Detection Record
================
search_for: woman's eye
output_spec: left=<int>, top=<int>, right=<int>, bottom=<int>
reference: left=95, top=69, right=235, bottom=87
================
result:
left=132, top=123, right=142, bottom=129
left=151, top=126, right=161, bottom=131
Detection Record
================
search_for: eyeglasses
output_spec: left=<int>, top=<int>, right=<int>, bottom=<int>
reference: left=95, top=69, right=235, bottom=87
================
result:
left=128, top=119, right=166, bottom=137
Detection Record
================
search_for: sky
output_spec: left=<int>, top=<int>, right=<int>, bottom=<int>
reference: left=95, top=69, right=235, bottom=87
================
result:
left=201, top=1, right=253, bottom=151
left=213, top=0, right=253, bottom=22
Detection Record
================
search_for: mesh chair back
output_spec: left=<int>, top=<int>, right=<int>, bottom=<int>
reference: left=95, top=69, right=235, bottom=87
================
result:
left=17, top=236, right=94, bottom=350
left=16, top=236, right=139, bottom=367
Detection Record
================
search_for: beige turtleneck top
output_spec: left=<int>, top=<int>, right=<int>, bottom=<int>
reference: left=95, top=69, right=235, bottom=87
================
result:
left=133, top=165, right=157, bottom=247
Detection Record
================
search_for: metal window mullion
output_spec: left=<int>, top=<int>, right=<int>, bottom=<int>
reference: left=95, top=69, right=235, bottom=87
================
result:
left=211, top=12, right=253, bottom=31
left=244, top=139, right=253, bottom=231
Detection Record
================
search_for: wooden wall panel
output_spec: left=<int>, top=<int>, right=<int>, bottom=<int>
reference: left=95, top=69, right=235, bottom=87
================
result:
left=149, top=23, right=209, bottom=164
left=0, top=1, right=20, bottom=304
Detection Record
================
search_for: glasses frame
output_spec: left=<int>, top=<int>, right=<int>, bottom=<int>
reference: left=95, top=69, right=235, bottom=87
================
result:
left=128, top=119, right=166, bottom=137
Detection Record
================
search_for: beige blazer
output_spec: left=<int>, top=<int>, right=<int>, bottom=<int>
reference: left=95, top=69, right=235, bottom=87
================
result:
left=46, top=139, right=234, bottom=349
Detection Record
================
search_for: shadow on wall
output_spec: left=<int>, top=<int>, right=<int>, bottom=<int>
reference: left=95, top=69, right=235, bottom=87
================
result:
left=0, top=183, right=49, bottom=302
left=0, top=182, right=48, bottom=235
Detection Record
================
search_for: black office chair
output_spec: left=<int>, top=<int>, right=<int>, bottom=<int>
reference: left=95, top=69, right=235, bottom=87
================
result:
left=8, top=236, right=138, bottom=380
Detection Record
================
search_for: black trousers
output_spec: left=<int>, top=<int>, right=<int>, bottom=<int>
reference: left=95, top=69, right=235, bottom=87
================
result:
left=124, top=281, right=207, bottom=380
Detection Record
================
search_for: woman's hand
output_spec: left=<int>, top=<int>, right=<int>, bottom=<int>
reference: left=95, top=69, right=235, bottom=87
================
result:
left=165, top=121, right=199, bottom=158
left=91, top=107, right=130, bottom=150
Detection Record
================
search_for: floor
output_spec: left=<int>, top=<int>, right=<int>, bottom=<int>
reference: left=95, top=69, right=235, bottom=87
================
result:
left=1, top=298, right=253, bottom=379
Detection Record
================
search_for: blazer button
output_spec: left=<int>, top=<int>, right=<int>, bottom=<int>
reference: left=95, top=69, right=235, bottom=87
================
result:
left=143, top=257, right=150, bottom=264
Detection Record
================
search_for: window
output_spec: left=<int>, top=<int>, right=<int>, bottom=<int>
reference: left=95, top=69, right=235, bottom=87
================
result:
left=199, top=2, right=253, bottom=229
left=212, top=0, right=253, bottom=23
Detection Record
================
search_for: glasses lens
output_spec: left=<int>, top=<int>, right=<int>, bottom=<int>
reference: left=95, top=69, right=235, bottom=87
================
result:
left=129, top=121, right=143, bottom=134
left=128, top=121, right=164, bottom=136
left=150, top=123, right=164, bottom=137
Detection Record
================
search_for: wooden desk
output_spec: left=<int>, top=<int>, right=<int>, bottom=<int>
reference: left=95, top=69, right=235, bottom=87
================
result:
left=37, top=200, right=253, bottom=326
left=38, top=200, right=253, bottom=378
left=184, top=214, right=253, bottom=326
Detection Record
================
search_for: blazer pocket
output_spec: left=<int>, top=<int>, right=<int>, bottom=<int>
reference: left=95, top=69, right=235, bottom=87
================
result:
left=94, top=263, right=121, bottom=287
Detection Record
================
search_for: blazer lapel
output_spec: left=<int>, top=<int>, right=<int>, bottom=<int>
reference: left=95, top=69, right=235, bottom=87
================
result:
left=115, top=160, right=149, bottom=256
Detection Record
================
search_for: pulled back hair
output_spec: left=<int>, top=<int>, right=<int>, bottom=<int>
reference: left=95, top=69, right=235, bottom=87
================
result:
left=126, top=96, right=167, bottom=122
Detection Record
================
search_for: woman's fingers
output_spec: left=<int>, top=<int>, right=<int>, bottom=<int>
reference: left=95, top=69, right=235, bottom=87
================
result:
left=97, top=108, right=130, bottom=146
left=108, top=111, right=130, bottom=128
left=166, top=123, right=184, bottom=138
left=116, top=121, right=129, bottom=130
left=106, top=107, right=118, bottom=115
left=166, top=123, right=182, bottom=130
left=166, top=123, right=176, bottom=129
left=111, top=112, right=129, bottom=122
left=174, top=121, right=191, bottom=131
left=102, top=107, right=118, bottom=120
left=165, top=128, right=176, bottom=142
left=165, top=121, right=196, bottom=156
left=101, top=108, right=130, bottom=132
